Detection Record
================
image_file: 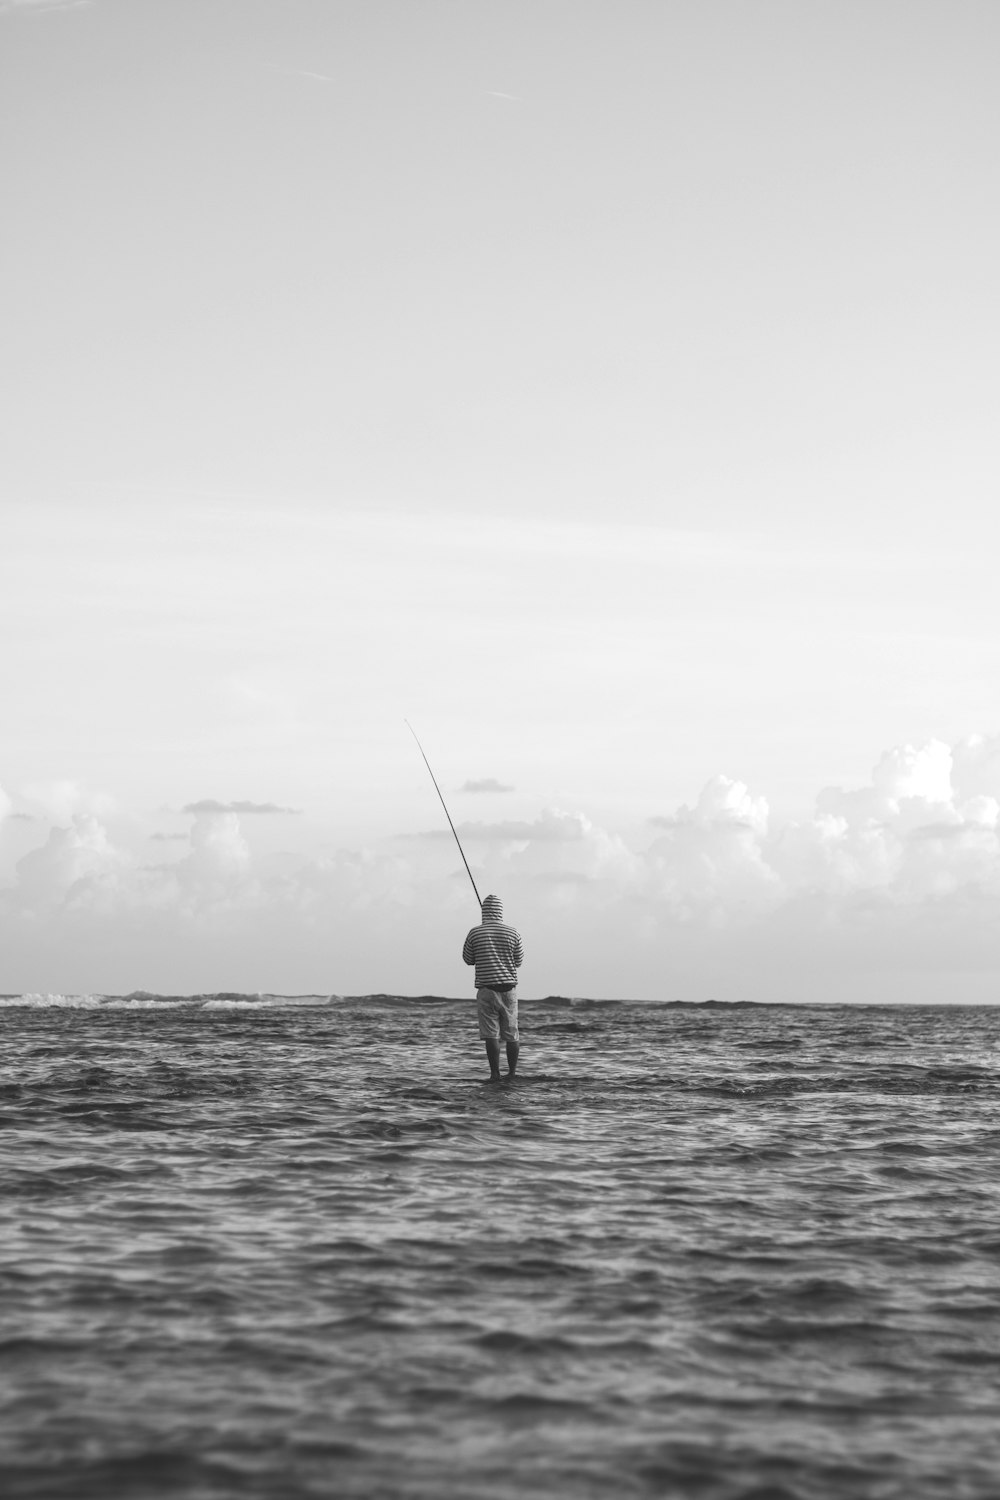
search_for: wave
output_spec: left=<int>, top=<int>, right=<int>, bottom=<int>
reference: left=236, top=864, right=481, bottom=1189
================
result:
left=0, top=990, right=483, bottom=1010
left=0, top=990, right=769, bottom=1011
left=0, top=991, right=339, bottom=1010
left=5, top=990, right=974, bottom=1012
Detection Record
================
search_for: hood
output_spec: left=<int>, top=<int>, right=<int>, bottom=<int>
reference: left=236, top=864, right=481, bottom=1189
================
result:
left=481, top=894, right=503, bottom=923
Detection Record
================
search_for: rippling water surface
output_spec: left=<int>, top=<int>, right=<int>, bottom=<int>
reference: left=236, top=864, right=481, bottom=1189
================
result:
left=3, top=994, right=1000, bottom=1499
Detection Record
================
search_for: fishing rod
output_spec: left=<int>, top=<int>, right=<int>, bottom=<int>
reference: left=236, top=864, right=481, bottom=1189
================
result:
left=405, top=720, right=482, bottom=909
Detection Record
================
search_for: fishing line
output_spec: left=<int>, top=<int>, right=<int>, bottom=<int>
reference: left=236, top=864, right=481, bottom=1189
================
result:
left=405, top=720, right=482, bottom=909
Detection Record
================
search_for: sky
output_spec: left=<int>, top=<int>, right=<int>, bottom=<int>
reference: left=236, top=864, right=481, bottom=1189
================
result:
left=2, top=0, right=1000, bottom=1000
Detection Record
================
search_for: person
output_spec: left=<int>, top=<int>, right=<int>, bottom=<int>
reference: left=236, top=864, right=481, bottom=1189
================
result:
left=462, top=894, right=523, bottom=1082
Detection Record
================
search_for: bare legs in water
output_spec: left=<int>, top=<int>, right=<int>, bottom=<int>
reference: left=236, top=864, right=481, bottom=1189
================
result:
left=485, top=1038, right=519, bottom=1082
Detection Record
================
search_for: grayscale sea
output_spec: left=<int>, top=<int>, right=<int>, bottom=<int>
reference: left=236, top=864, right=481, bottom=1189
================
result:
left=3, top=994, right=999, bottom=1500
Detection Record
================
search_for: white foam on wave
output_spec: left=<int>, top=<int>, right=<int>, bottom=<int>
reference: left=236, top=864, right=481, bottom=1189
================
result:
left=0, top=992, right=195, bottom=1009
left=109, top=997, right=194, bottom=1008
left=0, top=991, right=343, bottom=1010
left=201, top=993, right=336, bottom=1009
left=0, top=992, right=105, bottom=1008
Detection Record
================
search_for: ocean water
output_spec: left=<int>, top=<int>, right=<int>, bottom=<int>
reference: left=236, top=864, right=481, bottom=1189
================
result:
left=3, top=994, right=1000, bottom=1500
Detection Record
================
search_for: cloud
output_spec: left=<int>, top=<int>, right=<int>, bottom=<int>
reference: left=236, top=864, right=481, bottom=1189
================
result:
left=6, top=732, right=1000, bottom=1001
left=650, top=775, right=770, bottom=836
left=150, top=832, right=189, bottom=842
left=20, top=780, right=115, bottom=823
left=0, top=782, right=11, bottom=824
left=813, top=739, right=956, bottom=834
left=771, top=739, right=1000, bottom=904
left=459, top=779, right=515, bottom=794
left=952, top=733, right=1000, bottom=802
left=181, top=799, right=300, bottom=816
left=13, top=814, right=126, bottom=912
left=414, top=809, right=592, bottom=843
left=181, top=808, right=251, bottom=892
left=645, top=776, right=779, bottom=916
left=6, top=804, right=259, bottom=921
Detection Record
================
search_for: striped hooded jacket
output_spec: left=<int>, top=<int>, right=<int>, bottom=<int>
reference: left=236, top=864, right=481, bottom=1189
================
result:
left=462, top=894, right=524, bottom=991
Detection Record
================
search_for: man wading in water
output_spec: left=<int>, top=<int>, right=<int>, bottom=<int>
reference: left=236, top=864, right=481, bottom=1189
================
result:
left=463, top=894, right=523, bottom=1082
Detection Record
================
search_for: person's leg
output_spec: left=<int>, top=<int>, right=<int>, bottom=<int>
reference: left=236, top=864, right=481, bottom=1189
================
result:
left=501, top=991, right=520, bottom=1078
left=485, top=1038, right=502, bottom=1081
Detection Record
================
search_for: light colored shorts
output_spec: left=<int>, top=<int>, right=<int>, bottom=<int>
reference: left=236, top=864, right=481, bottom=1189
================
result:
left=477, top=987, right=519, bottom=1043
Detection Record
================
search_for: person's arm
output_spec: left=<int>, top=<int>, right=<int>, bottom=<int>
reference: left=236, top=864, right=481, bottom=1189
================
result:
left=513, top=932, right=524, bottom=968
left=462, top=930, right=476, bottom=966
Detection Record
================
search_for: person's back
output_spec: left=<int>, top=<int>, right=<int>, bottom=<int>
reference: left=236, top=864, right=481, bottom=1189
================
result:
left=462, top=894, right=523, bottom=1081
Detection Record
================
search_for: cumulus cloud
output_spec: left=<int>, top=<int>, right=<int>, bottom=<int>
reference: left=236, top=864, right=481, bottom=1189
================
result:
left=13, top=736, right=1000, bottom=924
left=650, top=775, right=770, bottom=836
left=459, top=778, right=514, bottom=794
left=6, top=733, right=1000, bottom=1000
left=6, top=803, right=260, bottom=920
left=462, top=743, right=1000, bottom=966
left=632, top=747, right=1000, bottom=917
left=13, top=814, right=126, bottom=911
left=813, top=739, right=955, bottom=834
left=645, top=776, right=779, bottom=917
left=181, top=799, right=300, bottom=816
left=773, top=739, right=1000, bottom=903
left=181, top=807, right=251, bottom=891
left=500, top=818, right=640, bottom=900
left=0, top=781, right=11, bottom=825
